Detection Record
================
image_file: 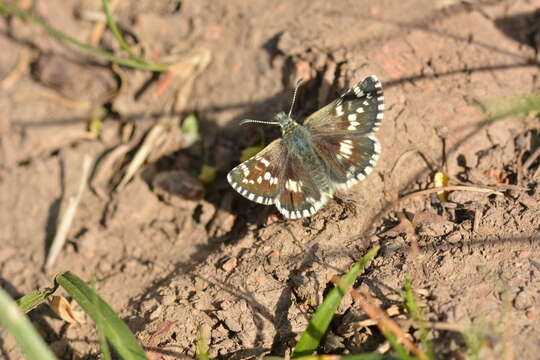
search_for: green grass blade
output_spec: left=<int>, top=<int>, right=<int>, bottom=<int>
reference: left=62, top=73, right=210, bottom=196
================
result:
left=196, top=326, right=211, bottom=360
left=291, top=247, right=380, bottom=358
left=403, top=279, right=433, bottom=359
left=101, top=0, right=145, bottom=64
left=0, top=3, right=167, bottom=72
left=97, top=322, right=113, bottom=360
left=55, top=271, right=148, bottom=360
left=16, top=285, right=58, bottom=314
left=0, top=287, right=58, bottom=360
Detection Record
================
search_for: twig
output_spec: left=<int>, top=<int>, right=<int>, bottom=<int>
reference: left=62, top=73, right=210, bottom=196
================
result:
left=523, top=147, right=540, bottom=171
left=399, top=185, right=504, bottom=204
left=14, top=90, right=92, bottom=110
left=45, top=154, right=93, bottom=269
left=1, top=47, right=34, bottom=89
left=352, top=289, right=428, bottom=360
left=396, top=319, right=466, bottom=332
left=116, top=98, right=177, bottom=190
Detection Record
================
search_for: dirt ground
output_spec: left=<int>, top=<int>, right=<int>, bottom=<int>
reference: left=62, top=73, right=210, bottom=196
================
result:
left=1, top=0, right=540, bottom=359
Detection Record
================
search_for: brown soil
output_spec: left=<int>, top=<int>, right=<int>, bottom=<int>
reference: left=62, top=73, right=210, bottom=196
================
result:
left=1, top=0, right=540, bottom=359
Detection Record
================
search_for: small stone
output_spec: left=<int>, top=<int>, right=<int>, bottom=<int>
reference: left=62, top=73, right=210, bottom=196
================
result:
left=149, top=305, right=163, bottom=320
left=140, top=298, right=159, bottom=313
left=514, top=290, right=534, bottom=310
left=221, top=257, right=237, bottom=272
left=413, top=211, right=455, bottom=237
left=446, top=231, right=462, bottom=244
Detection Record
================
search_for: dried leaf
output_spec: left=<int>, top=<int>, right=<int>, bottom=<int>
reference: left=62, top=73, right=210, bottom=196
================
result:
left=48, top=295, right=85, bottom=324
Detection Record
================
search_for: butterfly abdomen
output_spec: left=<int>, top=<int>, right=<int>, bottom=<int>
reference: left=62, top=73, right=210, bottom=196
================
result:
left=285, top=126, right=332, bottom=195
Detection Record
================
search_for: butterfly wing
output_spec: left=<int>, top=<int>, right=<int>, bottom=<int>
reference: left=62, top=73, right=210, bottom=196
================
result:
left=228, top=138, right=328, bottom=219
left=227, top=139, right=286, bottom=205
left=304, top=75, right=384, bottom=190
left=275, top=153, right=329, bottom=219
left=304, top=75, right=383, bottom=133
left=309, top=133, right=381, bottom=191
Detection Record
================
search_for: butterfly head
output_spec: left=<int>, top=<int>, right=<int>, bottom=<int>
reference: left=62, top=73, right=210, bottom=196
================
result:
left=274, top=111, right=298, bottom=136
left=239, top=112, right=299, bottom=136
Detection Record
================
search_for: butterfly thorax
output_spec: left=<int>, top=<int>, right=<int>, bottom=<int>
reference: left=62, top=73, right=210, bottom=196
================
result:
left=275, top=112, right=333, bottom=195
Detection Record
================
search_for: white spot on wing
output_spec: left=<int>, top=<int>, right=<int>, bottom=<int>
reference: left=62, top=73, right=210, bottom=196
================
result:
left=285, top=179, right=301, bottom=192
left=348, top=121, right=360, bottom=130
left=339, top=141, right=353, bottom=155
left=353, top=87, right=364, bottom=97
left=281, top=208, right=290, bottom=218
left=364, top=166, right=373, bottom=175
left=369, top=134, right=382, bottom=154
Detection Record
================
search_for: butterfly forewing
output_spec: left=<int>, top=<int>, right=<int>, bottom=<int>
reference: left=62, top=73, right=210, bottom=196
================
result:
left=311, top=133, right=381, bottom=190
left=304, top=75, right=384, bottom=134
left=227, top=139, right=285, bottom=205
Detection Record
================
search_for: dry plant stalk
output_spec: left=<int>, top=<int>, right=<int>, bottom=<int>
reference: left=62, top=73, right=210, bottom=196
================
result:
left=1, top=47, right=35, bottom=90
left=398, top=185, right=504, bottom=204
left=351, top=289, right=428, bottom=360
left=45, top=154, right=93, bottom=269
left=88, top=0, right=119, bottom=46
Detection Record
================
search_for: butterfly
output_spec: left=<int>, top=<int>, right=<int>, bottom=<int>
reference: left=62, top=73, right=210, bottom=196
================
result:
left=227, top=75, right=383, bottom=219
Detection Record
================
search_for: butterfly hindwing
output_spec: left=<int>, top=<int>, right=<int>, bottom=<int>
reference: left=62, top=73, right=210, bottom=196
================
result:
left=304, top=75, right=384, bottom=134
left=227, top=139, right=285, bottom=205
left=303, top=75, right=384, bottom=191
left=275, top=153, right=328, bottom=219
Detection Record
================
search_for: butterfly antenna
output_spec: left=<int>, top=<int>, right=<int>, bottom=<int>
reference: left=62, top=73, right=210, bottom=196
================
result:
left=239, top=119, right=279, bottom=126
left=288, top=78, right=304, bottom=117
